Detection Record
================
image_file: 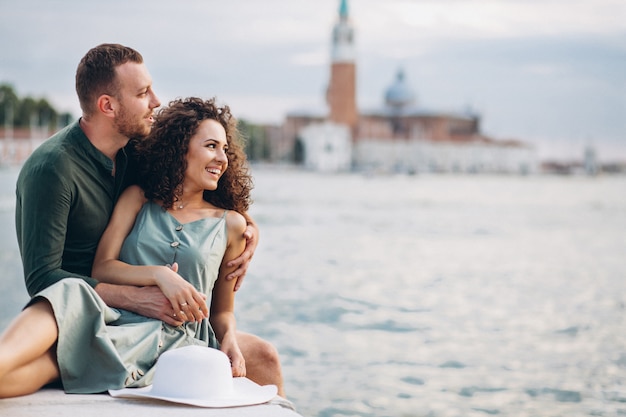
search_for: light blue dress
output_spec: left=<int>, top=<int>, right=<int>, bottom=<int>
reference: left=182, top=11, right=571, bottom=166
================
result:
left=34, top=201, right=228, bottom=393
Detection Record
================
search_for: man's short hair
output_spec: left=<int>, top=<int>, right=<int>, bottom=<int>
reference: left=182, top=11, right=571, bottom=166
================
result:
left=75, top=43, right=143, bottom=116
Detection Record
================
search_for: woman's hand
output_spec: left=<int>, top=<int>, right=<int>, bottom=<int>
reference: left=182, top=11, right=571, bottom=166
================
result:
left=155, top=262, right=208, bottom=322
left=221, top=336, right=246, bottom=377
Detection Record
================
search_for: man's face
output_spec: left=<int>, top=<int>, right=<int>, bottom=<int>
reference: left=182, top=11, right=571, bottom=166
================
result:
left=113, top=62, right=161, bottom=139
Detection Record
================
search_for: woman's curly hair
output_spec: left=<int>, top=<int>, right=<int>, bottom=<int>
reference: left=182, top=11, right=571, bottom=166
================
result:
left=133, top=97, right=253, bottom=213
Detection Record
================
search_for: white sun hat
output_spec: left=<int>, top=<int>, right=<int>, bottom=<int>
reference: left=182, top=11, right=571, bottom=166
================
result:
left=109, top=345, right=278, bottom=408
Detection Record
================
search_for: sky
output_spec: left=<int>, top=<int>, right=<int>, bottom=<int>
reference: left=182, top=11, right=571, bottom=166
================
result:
left=0, top=0, right=624, bottom=161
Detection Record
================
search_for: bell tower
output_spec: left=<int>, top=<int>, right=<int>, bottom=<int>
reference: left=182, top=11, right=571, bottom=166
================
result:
left=326, top=0, right=357, bottom=131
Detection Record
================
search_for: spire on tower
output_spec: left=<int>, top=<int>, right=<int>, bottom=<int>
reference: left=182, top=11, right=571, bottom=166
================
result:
left=339, top=0, right=348, bottom=19
left=331, top=0, right=355, bottom=63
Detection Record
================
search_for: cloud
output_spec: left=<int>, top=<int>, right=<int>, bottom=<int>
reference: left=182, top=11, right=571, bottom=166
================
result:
left=0, top=0, right=624, bottom=159
left=354, top=0, right=626, bottom=73
left=365, top=0, right=626, bottom=38
left=289, top=50, right=328, bottom=67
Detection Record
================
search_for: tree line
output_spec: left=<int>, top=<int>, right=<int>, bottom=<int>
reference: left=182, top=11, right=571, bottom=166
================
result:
left=0, top=83, right=73, bottom=131
left=0, top=82, right=272, bottom=161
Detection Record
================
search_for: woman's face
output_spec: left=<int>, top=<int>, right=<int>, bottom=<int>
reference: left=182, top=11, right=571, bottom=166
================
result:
left=183, top=119, right=228, bottom=192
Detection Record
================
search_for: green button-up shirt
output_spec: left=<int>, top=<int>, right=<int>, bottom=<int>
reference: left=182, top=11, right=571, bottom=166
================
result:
left=16, top=120, right=130, bottom=296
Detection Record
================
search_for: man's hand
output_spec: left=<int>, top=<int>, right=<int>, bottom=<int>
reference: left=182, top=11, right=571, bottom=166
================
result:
left=133, top=286, right=186, bottom=326
left=225, top=221, right=258, bottom=291
left=95, top=282, right=184, bottom=326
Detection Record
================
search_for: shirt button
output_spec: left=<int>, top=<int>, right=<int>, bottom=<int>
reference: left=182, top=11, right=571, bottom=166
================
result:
left=175, top=225, right=183, bottom=231
left=170, top=241, right=180, bottom=248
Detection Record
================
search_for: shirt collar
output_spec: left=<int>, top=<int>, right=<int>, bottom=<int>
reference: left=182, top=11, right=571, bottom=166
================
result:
left=70, top=118, right=124, bottom=175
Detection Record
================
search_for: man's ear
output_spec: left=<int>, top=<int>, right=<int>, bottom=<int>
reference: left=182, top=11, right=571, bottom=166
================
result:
left=97, top=94, right=116, bottom=117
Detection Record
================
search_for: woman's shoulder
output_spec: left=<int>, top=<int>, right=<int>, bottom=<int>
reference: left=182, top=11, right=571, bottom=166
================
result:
left=120, top=184, right=146, bottom=199
left=225, top=210, right=247, bottom=236
left=117, top=185, right=148, bottom=210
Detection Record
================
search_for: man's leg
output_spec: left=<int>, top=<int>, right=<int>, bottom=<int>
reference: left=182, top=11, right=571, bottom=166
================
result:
left=236, top=331, right=285, bottom=398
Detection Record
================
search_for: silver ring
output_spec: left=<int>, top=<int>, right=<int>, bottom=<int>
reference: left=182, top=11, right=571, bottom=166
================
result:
left=180, top=302, right=188, bottom=307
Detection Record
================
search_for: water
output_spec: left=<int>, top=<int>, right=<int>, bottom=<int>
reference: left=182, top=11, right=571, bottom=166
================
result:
left=1, top=166, right=625, bottom=416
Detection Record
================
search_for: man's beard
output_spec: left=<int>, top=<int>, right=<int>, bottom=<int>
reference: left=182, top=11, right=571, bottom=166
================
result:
left=115, top=105, right=151, bottom=139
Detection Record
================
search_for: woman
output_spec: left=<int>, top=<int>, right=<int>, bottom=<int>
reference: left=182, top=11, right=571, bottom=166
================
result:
left=0, top=97, right=254, bottom=398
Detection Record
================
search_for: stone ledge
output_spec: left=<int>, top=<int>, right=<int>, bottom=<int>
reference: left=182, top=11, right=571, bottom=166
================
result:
left=0, top=388, right=302, bottom=417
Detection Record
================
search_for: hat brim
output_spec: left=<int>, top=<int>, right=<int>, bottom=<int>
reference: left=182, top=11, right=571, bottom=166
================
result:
left=109, top=377, right=277, bottom=408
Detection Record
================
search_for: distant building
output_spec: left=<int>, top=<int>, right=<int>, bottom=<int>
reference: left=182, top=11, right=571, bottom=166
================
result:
left=267, top=0, right=536, bottom=174
left=584, top=146, right=597, bottom=176
left=326, top=0, right=357, bottom=131
left=299, top=122, right=351, bottom=172
left=0, top=127, right=50, bottom=166
left=356, top=68, right=536, bottom=174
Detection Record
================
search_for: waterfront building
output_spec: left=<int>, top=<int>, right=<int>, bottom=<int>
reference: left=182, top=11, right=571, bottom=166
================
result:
left=269, top=0, right=537, bottom=174
left=0, top=127, right=49, bottom=166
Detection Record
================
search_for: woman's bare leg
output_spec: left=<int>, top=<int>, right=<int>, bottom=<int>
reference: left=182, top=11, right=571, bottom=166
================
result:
left=237, top=331, right=285, bottom=398
left=0, top=349, right=59, bottom=398
left=0, top=299, right=60, bottom=398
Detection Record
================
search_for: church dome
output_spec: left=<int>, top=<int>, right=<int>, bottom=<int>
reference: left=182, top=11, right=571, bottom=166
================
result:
left=385, top=69, right=416, bottom=109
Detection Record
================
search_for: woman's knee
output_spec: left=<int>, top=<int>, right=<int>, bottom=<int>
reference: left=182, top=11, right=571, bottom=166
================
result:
left=256, top=338, right=279, bottom=364
left=237, top=332, right=280, bottom=365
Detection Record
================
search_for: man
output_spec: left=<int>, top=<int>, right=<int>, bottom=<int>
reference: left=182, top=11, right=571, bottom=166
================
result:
left=15, top=43, right=284, bottom=396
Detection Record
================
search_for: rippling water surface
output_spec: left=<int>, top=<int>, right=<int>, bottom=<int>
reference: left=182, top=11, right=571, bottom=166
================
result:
left=1, top=166, right=625, bottom=417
